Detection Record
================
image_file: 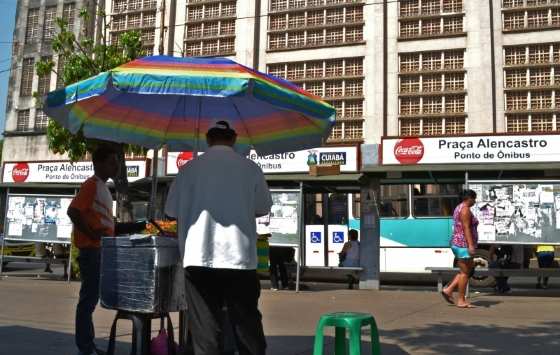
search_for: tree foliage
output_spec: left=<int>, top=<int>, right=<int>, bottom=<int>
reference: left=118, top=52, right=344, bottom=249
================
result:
left=35, top=10, right=145, bottom=162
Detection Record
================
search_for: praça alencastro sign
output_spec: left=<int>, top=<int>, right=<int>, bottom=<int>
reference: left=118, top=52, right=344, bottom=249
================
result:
left=382, top=134, right=559, bottom=165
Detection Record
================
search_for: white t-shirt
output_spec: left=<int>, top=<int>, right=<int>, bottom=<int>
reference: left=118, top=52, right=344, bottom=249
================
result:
left=165, top=145, right=273, bottom=269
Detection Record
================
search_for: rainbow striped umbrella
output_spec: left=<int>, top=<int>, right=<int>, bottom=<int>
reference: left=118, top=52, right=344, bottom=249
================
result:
left=43, top=55, right=336, bottom=154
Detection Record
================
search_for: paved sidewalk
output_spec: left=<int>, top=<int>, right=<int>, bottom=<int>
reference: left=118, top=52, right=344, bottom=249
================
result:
left=0, top=277, right=559, bottom=354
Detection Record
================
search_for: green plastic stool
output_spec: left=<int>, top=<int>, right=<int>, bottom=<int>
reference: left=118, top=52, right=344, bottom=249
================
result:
left=313, top=312, right=381, bottom=355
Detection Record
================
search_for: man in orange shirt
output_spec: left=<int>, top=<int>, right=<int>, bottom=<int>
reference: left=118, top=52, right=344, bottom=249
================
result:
left=68, top=146, right=118, bottom=355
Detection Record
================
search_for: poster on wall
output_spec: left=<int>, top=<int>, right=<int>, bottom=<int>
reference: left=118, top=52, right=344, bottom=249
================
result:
left=3, top=194, right=75, bottom=243
left=256, top=190, right=299, bottom=246
left=470, top=182, right=560, bottom=245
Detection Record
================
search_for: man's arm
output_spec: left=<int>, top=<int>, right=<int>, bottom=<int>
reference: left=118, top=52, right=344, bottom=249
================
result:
left=67, top=207, right=104, bottom=241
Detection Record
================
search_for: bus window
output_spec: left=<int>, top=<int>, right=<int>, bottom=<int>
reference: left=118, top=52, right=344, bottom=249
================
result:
left=379, top=185, right=409, bottom=218
left=413, top=184, right=461, bottom=217
left=305, top=193, right=324, bottom=224
left=328, top=193, right=348, bottom=224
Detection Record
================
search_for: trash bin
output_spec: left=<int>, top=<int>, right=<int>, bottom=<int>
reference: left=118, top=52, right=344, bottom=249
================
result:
left=100, top=236, right=186, bottom=313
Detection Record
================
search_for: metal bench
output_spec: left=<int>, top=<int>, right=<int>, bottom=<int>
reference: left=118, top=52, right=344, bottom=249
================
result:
left=426, top=267, right=560, bottom=293
left=300, top=266, right=364, bottom=289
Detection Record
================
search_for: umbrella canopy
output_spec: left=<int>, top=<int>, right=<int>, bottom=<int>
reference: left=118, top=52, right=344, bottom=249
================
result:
left=44, top=55, right=336, bottom=155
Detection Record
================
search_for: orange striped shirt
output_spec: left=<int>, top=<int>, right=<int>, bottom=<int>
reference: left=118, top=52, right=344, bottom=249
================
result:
left=70, top=176, right=115, bottom=249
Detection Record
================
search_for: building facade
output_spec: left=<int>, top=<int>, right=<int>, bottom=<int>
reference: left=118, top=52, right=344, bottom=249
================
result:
left=4, top=0, right=560, bottom=164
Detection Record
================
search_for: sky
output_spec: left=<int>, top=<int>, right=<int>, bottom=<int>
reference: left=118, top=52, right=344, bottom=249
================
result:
left=0, top=0, right=17, bottom=134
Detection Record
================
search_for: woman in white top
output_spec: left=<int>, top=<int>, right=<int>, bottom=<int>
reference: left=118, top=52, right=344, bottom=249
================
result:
left=341, top=229, right=360, bottom=267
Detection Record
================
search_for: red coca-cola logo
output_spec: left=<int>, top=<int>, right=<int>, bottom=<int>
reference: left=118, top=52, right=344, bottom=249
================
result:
left=394, top=138, right=424, bottom=164
left=12, top=162, right=30, bottom=183
left=176, top=152, right=194, bottom=169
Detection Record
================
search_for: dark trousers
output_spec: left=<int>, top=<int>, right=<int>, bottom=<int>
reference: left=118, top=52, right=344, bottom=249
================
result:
left=537, top=252, right=555, bottom=285
left=269, top=248, right=288, bottom=290
left=184, top=266, right=266, bottom=355
left=76, top=248, right=101, bottom=354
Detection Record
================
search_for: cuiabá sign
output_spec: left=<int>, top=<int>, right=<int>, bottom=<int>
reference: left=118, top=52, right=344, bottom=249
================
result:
left=2, top=160, right=148, bottom=183
left=382, top=135, right=560, bottom=165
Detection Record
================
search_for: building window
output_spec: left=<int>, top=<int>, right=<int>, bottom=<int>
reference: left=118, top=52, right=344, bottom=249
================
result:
left=444, top=73, right=464, bottom=91
left=400, top=76, right=421, bottom=93
left=529, top=45, right=550, bottom=64
left=325, top=59, right=344, bottom=77
left=186, top=42, right=202, bottom=56
left=445, top=95, right=465, bottom=112
left=504, top=12, right=525, bottom=30
left=269, top=33, right=286, bottom=49
left=20, top=58, right=35, bottom=97
left=306, top=81, right=324, bottom=96
left=505, top=46, right=527, bottom=65
left=270, top=0, right=288, bottom=12
left=205, top=4, right=220, bottom=19
left=128, top=14, right=141, bottom=28
left=129, top=0, right=142, bottom=11
left=307, top=30, right=324, bottom=46
left=221, top=20, right=236, bottom=35
left=445, top=117, right=465, bottom=134
left=188, top=6, right=204, bottom=20
left=527, top=10, right=549, bottom=28
left=204, top=22, right=220, bottom=36
left=345, top=27, right=363, bottom=42
left=25, top=8, right=40, bottom=43
left=423, top=75, right=443, bottom=92
left=35, top=109, right=49, bottom=131
left=63, top=3, right=76, bottom=32
left=326, top=8, right=345, bottom=24
left=43, top=6, right=57, bottom=41
left=400, top=119, right=421, bottom=136
left=530, top=91, right=553, bottom=109
left=400, top=21, right=420, bottom=37
left=401, top=98, right=421, bottom=115
left=423, top=97, right=443, bottom=113
left=422, top=0, right=440, bottom=15
left=288, top=32, right=306, bottom=48
left=506, top=92, right=528, bottom=111
left=423, top=118, right=443, bottom=135
left=443, top=0, right=463, bottom=13
left=503, top=0, right=524, bottom=9
left=345, top=58, right=363, bottom=76
left=288, top=13, right=306, bottom=28
left=422, top=19, right=441, bottom=35
left=443, top=17, right=463, bottom=33
left=37, top=57, right=52, bottom=96
left=422, top=52, right=442, bottom=71
left=530, top=68, right=551, bottom=87
left=201, top=40, right=219, bottom=55
left=531, top=114, right=554, bottom=131
left=505, top=69, right=528, bottom=88
left=344, top=120, right=363, bottom=139
left=346, top=7, right=363, bottom=23
left=307, top=11, right=324, bottom=26
left=143, top=13, right=156, bottom=27
left=400, top=0, right=420, bottom=17
left=286, top=63, right=305, bottom=80
left=400, top=53, right=421, bottom=72
left=325, top=81, right=344, bottom=98
left=345, top=100, right=363, bottom=117
left=17, top=110, right=31, bottom=132
left=345, top=80, right=363, bottom=97
left=222, top=3, right=236, bottom=17
left=444, top=50, right=464, bottom=69
left=270, top=15, right=287, bottom=30
left=506, top=115, right=529, bottom=132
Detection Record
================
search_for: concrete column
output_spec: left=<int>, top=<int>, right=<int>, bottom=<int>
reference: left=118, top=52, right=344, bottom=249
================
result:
left=359, top=175, right=381, bottom=290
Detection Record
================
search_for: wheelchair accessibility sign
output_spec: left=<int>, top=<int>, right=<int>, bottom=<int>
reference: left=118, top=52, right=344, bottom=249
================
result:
left=310, top=232, right=322, bottom=243
left=332, top=232, right=345, bottom=243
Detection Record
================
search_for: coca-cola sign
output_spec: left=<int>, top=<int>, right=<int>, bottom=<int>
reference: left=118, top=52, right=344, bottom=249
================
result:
left=176, top=152, right=194, bottom=169
left=11, top=162, right=30, bottom=183
left=394, top=138, right=424, bottom=164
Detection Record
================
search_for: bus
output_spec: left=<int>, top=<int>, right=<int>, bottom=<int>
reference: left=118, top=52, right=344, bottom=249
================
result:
left=303, top=183, right=465, bottom=273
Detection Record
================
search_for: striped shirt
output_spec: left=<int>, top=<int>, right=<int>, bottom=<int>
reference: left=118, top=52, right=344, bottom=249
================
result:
left=69, top=175, right=114, bottom=249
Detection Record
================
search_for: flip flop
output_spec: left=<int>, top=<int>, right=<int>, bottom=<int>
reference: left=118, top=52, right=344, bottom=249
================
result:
left=440, top=291, right=454, bottom=305
left=456, top=304, right=477, bottom=309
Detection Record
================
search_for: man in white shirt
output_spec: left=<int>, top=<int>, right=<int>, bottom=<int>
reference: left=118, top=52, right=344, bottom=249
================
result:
left=165, top=121, right=272, bottom=355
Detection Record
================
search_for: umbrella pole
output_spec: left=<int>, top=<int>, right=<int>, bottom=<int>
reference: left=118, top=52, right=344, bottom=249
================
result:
left=149, top=148, right=159, bottom=220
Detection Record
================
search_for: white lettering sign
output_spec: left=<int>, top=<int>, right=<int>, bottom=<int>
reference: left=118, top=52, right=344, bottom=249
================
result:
left=2, top=160, right=148, bottom=183
left=166, top=147, right=358, bottom=175
left=382, top=135, right=560, bottom=165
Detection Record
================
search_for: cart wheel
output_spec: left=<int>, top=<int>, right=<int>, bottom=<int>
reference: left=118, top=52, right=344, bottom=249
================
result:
left=469, top=249, right=496, bottom=288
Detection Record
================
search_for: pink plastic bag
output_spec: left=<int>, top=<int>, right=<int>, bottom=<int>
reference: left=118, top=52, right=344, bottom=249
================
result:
left=150, top=316, right=179, bottom=355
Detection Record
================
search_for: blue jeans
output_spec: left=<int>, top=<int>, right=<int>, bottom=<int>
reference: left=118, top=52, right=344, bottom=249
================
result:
left=76, top=248, right=101, bottom=354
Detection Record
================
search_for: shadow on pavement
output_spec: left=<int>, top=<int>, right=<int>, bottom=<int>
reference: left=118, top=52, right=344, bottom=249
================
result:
left=0, top=325, right=126, bottom=355
left=381, top=321, right=560, bottom=354
left=266, top=335, right=410, bottom=355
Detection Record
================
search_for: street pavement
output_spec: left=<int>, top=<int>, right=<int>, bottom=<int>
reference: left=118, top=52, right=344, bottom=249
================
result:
left=0, top=267, right=559, bottom=354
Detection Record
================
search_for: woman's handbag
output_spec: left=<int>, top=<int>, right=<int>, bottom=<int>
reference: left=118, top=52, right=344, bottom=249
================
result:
left=150, top=314, right=178, bottom=355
